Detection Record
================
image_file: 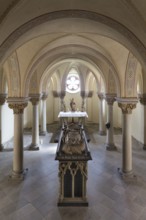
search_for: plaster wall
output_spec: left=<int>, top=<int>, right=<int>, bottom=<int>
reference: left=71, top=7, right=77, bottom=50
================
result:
left=131, top=102, right=144, bottom=144
left=2, top=103, right=14, bottom=143
left=113, top=102, right=122, bottom=128
left=46, top=91, right=54, bottom=124
left=24, top=102, right=32, bottom=128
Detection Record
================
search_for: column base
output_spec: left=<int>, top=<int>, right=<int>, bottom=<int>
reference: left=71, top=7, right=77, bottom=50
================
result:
left=117, top=168, right=137, bottom=180
left=143, top=144, right=146, bottom=150
left=28, top=143, right=39, bottom=151
left=0, top=144, right=4, bottom=151
left=39, top=131, right=47, bottom=136
left=106, top=144, right=117, bottom=151
left=98, top=130, right=106, bottom=136
left=9, top=168, right=28, bottom=181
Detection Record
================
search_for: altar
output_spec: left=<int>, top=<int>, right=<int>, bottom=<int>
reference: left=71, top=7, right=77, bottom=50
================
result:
left=58, top=111, right=88, bottom=126
left=55, top=111, right=92, bottom=206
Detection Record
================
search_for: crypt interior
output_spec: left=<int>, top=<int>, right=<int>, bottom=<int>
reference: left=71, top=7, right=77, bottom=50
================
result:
left=0, top=0, right=146, bottom=219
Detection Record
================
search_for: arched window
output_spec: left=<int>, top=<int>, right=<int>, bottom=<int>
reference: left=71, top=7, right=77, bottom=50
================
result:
left=66, top=68, right=80, bottom=93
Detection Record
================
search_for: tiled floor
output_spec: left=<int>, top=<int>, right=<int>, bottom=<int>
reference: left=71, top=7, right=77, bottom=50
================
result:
left=0, top=123, right=146, bottom=220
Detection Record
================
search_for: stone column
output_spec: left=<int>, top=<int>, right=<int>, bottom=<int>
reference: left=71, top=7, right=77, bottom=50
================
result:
left=0, top=93, right=7, bottom=151
left=139, top=94, right=146, bottom=150
left=117, top=98, right=137, bottom=178
left=8, top=98, right=28, bottom=180
left=29, top=95, right=41, bottom=150
left=98, top=93, right=106, bottom=135
left=40, top=93, right=48, bottom=135
left=105, top=94, right=117, bottom=151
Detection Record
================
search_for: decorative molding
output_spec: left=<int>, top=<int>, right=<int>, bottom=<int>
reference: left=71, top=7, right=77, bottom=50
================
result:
left=118, top=103, right=136, bottom=114
left=108, top=69, right=116, bottom=94
left=9, top=103, right=27, bottom=114
left=105, top=93, right=116, bottom=105
left=7, top=97, right=29, bottom=114
left=52, top=91, right=60, bottom=98
left=80, top=91, right=93, bottom=98
left=125, top=53, right=137, bottom=97
left=98, top=93, right=104, bottom=100
left=1, top=10, right=145, bottom=68
left=41, top=92, right=48, bottom=100
left=138, top=93, right=146, bottom=105
left=116, top=97, right=138, bottom=114
left=29, top=94, right=41, bottom=105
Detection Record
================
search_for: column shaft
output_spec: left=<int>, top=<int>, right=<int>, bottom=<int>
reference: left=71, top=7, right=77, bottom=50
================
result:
left=117, top=98, right=137, bottom=178
left=8, top=99, right=28, bottom=180
left=105, top=94, right=117, bottom=151
left=122, top=113, right=132, bottom=173
left=42, top=99, right=47, bottom=134
left=0, top=105, right=3, bottom=151
left=0, top=93, right=7, bottom=151
left=98, top=94, right=105, bottom=135
left=29, top=103, right=39, bottom=150
left=13, top=113, right=23, bottom=176
left=29, top=95, right=41, bottom=150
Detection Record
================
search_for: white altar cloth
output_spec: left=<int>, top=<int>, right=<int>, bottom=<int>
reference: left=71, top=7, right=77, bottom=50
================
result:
left=58, top=111, right=88, bottom=118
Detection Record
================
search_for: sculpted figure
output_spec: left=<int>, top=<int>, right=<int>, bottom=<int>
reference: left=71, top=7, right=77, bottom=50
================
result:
left=70, top=98, right=76, bottom=111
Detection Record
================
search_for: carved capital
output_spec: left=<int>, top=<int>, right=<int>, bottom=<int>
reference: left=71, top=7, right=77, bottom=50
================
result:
left=30, top=98, right=40, bottom=105
left=0, top=93, right=7, bottom=105
left=7, top=97, right=29, bottom=114
left=116, top=97, right=138, bottom=114
left=29, top=94, right=41, bottom=105
left=118, top=103, right=136, bottom=114
left=138, top=93, right=146, bottom=105
left=105, top=94, right=116, bottom=105
left=41, top=93, right=48, bottom=101
left=98, top=93, right=104, bottom=101
left=9, top=103, right=28, bottom=114
left=81, top=91, right=93, bottom=98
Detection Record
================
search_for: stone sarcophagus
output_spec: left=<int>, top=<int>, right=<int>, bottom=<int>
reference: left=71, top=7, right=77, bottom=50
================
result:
left=55, top=122, right=92, bottom=206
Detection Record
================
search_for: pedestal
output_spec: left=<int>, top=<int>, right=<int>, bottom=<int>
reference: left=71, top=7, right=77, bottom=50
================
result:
left=55, top=114, right=91, bottom=206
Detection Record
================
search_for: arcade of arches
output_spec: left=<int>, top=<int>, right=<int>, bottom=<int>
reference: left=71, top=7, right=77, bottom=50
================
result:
left=0, top=0, right=146, bottom=218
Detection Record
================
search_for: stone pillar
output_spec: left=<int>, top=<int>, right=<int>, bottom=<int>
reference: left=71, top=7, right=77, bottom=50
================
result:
left=40, top=93, right=48, bottom=135
left=98, top=93, right=106, bottom=135
left=105, top=94, right=117, bottom=151
left=139, top=94, right=146, bottom=150
left=29, top=95, right=41, bottom=150
left=117, top=98, right=137, bottom=178
left=0, top=93, right=7, bottom=151
left=8, top=98, right=28, bottom=180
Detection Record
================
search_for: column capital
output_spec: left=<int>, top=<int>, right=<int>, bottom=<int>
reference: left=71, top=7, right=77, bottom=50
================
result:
left=138, top=93, right=146, bottom=105
left=57, top=91, right=66, bottom=99
left=98, top=93, right=104, bottom=100
left=7, top=97, right=29, bottom=114
left=41, top=92, right=48, bottom=100
left=116, top=97, right=138, bottom=114
left=80, top=91, right=93, bottom=98
left=29, top=94, right=41, bottom=105
left=105, top=94, right=116, bottom=105
left=0, top=93, right=7, bottom=105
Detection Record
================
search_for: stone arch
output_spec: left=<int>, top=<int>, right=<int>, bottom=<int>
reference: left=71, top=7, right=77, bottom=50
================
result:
left=0, top=10, right=146, bottom=71
left=40, top=58, right=108, bottom=99
left=24, top=40, right=120, bottom=97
